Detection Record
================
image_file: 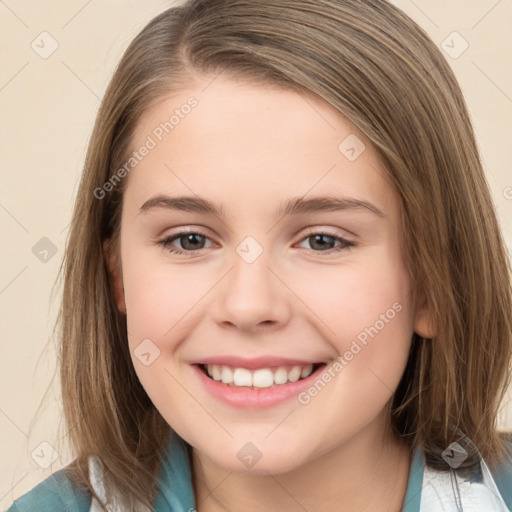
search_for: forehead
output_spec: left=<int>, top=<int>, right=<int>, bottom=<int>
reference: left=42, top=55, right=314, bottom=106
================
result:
left=124, top=76, right=398, bottom=223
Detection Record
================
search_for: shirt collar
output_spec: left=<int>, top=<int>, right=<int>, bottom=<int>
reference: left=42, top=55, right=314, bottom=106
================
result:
left=402, top=447, right=424, bottom=512
left=152, top=432, right=196, bottom=511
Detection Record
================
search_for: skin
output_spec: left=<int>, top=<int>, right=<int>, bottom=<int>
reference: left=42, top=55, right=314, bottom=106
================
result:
left=105, top=74, right=435, bottom=511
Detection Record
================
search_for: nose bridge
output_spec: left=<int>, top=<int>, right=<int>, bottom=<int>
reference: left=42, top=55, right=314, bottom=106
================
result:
left=214, top=234, right=290, bottom=330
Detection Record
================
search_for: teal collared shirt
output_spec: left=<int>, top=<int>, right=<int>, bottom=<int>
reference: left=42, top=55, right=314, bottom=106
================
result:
left=4, top=432, right=512, bottom=511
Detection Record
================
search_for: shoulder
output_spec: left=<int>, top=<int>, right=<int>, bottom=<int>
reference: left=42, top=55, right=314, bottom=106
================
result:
left=3, top=466, right=91, bottom=512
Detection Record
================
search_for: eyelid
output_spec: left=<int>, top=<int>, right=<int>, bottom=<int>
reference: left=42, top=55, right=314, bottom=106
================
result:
left=161, top=226, right=216, bottom=242
left=299, top=225, right=354, bottom=239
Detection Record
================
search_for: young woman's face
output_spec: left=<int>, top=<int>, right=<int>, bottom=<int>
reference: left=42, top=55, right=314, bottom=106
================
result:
left=108, top=75, right=432, bottom=474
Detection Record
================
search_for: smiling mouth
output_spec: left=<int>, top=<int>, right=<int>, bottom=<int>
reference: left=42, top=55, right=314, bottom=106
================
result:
left=196, top=362, right=325, bottom=389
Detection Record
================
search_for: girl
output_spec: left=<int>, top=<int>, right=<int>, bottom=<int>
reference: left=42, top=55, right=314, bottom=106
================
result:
left=5, top=0, right=512, bottom=510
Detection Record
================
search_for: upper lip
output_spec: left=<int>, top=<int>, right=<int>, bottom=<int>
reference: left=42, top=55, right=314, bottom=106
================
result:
left=192, top=356, right=327, bottom=369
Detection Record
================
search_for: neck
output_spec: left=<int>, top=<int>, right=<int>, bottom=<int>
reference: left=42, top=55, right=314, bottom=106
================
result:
left=191, top=413, right=412, bottom=512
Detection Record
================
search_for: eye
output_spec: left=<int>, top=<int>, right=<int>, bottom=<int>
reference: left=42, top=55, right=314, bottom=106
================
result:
left=157, top=229, right=214, bottom=256
left=157, top=228, right=356, bottom=257
left=296, top=229, right=355, bottom=254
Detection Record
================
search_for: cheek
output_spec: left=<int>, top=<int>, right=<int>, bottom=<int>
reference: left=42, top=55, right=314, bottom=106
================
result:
left=304, top=246, right=412, bottom=346
left=122, top=246, right=214, bottom=351
left=297, top=270, right=413, bottom=443
left=313, top=247, right=414, bottom=393
left=121, top=251, right=211, bottom=414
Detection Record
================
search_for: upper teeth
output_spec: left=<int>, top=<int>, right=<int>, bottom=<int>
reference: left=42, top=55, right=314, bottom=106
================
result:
left=206, top=364, right=314, bottom=388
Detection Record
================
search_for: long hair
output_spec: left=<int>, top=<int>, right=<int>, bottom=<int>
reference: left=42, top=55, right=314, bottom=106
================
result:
left=52, top=0, right=512, bottom=509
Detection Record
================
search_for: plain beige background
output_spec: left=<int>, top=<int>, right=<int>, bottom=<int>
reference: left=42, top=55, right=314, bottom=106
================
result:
left=1, top=0, right=511, bottom=507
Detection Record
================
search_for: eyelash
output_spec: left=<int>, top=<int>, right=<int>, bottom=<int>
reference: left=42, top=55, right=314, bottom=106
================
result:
left=157, top=228, right=356, bottom=257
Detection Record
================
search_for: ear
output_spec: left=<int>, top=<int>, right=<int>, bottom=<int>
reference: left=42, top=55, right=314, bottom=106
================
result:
left=103, top=238, right=126, bottom=315
left=412, top=287, right=436, bottom=339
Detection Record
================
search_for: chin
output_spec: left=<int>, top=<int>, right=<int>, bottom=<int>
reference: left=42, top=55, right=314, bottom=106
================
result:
left=197, top=437, right=309, bottom=475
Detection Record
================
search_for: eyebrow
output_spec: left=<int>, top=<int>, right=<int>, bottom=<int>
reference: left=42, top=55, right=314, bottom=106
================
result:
left=138, top=194, right=385, bottom=219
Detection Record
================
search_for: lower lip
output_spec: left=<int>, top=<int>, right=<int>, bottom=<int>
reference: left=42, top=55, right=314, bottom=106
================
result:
left=191, top=363, right=327, bottom=409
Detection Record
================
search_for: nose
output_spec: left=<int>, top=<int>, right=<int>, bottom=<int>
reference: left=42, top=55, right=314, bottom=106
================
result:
left=211, top=249, right=292, bottom=333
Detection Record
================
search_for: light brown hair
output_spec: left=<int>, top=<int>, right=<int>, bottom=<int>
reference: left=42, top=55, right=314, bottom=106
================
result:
left=48, top=0, right=512, bottom=509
